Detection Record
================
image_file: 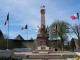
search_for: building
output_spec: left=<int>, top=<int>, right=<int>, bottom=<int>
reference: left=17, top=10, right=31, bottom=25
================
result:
left=0, top=29, right=57, bottom=50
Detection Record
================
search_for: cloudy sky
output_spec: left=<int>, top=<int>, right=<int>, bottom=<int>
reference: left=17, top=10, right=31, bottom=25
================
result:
left=0, top=0, right=80, bottom=40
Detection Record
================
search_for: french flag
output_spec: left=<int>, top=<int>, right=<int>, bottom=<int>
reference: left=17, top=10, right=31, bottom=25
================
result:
left=4, top=13, right=9, bottom=25
left=53, top=25, right=57, bottom=32
left=70, top=13, right=79, bottom=20
left=21, top=25, right=27, bottom=30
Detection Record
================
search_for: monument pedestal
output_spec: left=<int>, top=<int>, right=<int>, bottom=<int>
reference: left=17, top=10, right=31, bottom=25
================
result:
left=32, top=45, right=53, bottom=54
left=38, top=46, right=49, bottom=50
left=31, top=46, right=62, bottom=59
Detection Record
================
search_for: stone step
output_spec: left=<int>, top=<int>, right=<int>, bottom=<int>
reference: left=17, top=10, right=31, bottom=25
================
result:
left=39, top=52, right=48, bottom=54
left=28, top=55, right=62, bottom=59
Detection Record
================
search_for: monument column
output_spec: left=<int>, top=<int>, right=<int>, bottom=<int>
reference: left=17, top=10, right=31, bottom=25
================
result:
left=40, top=5, right=46, bottom=29
left=32, top=5, right=53, bottom=53
left=37, top=5, right=49, bottom=50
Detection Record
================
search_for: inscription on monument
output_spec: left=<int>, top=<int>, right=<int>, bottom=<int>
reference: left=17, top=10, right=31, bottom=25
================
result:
left=41, top=41, right=46, bottom=45
left=40, top=38, right=46, bottom=45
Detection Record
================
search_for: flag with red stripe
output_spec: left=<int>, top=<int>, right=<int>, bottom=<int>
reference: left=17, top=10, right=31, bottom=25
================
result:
left=53, top=25, right=57, bottom=33
left=70, top=13, right=79, bottom=20
left=4, top=13, right=9, bottom=25
left=21, top=25, right=27, bottom=30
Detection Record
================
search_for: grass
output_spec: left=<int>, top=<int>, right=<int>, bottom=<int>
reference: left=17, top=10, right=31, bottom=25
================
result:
left=62, top=54, right=77, bottom=59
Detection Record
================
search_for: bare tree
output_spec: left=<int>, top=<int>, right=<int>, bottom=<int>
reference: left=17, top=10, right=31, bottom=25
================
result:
left=70, top=38, right=76, bottom=51
left=71, top=24, right=80, bottom=47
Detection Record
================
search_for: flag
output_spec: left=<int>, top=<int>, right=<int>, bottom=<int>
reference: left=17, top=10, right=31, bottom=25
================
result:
left=21, top=25, right=27, bottom=30
left=53, top=25, right=57, bottom=32
left=4, top=13, right=9, bottom=25
left=70, top=13, right=79, bottom=20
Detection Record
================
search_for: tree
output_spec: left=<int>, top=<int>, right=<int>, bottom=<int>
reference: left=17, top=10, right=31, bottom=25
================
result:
left=57, top=40, right=62, bottom=50
left=3, top=33, right=9, bottom=39
left=30, top=37, right=34, bottom=40
left=70, top=38, right=76, bottom=51
left=49, top=19, right=71, bottom=50
left=71, top=24, right=80, bottom=47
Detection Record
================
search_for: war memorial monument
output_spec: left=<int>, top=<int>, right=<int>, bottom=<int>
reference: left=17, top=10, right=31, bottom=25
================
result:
left=11, top=5, right=77, bottom=60
left=13, top=5, right=76, bottom=59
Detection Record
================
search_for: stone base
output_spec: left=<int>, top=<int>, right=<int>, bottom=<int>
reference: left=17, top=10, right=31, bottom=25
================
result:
left=32, top=50, right=53, bottom=53
left=32, top=46, right=53, bottom=53
left=28, top=55, right=62, bottom=59
left=31, top=46, right=62, bottom=58
left=39, top=52, right=48, bottom=54
left=37, top=46, right=49, bottom=50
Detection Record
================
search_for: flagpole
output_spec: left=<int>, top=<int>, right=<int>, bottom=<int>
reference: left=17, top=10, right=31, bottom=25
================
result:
left=27, top=24, right=28, bottom=45
left=56, top=31, right=58, bottom=51
left=6, top=12, right=9, bottom=50
left=78, top=12, right=80, bottom=47
left=78, top=11, right=79, bottom=24
left=7, top=16, right=9, bottom=50
left=56, top=24, right=58, bottom=51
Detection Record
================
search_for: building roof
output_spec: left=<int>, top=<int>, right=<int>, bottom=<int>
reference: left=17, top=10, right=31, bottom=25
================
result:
left=14, top=34, right=24, bottom=40
left=0, top=30, right=4, bottom=39
left=0, top=30, right=3, bottom=35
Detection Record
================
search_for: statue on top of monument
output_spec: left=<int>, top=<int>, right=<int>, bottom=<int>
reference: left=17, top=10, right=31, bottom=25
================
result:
left=41, top=5, right=45, bottom=9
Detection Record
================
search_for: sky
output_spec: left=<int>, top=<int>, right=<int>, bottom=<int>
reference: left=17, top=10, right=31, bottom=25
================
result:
left=0, top=0, right=80, bottom=40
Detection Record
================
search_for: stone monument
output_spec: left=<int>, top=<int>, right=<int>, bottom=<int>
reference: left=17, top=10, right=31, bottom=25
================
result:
left=37, top=5, right=49, bottom=50
left=29, top=5, right=63, bottom=59
left=33, top=5, right=52, bottom=53
left=13, top=5, right=73, bottom=59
